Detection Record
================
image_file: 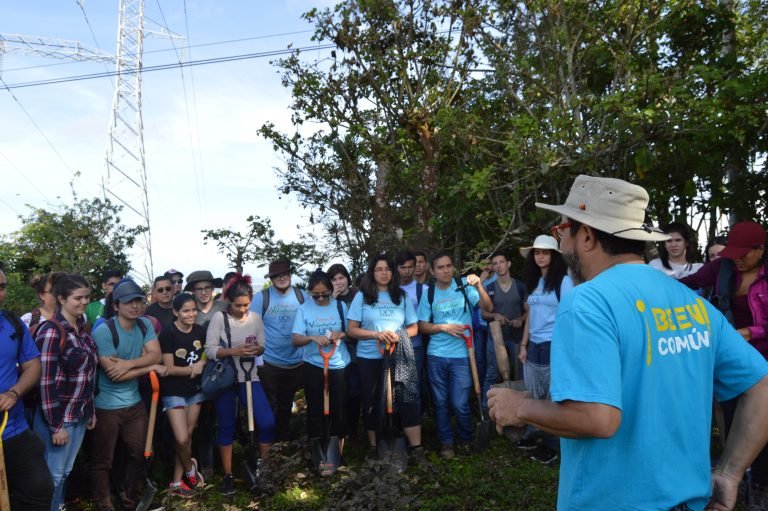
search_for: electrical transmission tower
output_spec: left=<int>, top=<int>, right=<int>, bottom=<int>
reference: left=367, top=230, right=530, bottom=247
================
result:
left=0, top=1, right=181, bottom=283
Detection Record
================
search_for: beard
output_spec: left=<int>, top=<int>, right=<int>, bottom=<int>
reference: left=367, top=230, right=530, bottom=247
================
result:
left=562, top=250, right=585, bottom=285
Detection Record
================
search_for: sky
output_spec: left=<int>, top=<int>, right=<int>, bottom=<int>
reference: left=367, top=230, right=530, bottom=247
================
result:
left=0, top=0, right=337, bottom=286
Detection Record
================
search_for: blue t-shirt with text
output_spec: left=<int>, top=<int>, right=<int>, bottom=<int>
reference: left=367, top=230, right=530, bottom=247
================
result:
left=292, top=299, right=350, bottom=370
left=250, top=286, right=308, bottom=366
left=552, top=264, right=768, bottom=511
left=417, top=278, right=480, bottom=358
left=347, top=290, right=417, bottom=360
left=527, top=275, right=574, bottom=344
left=93, top=317, right=157, bottom=410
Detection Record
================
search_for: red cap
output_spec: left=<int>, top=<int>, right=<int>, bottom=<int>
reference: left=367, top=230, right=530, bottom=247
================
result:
left=720, top=222, right=767, bottom=260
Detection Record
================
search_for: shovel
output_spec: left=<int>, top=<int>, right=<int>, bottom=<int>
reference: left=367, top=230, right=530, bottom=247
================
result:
left=135, top=371, right=159, bottom=511
left=311, top=340, right=341, bottom=476
left=239, top=357, right=260, bottom=491
left=489, top=321, right=527, bottom=443
left=460, top=325, right=492, bottom=452
left=376, top=339, right=408, bottom=472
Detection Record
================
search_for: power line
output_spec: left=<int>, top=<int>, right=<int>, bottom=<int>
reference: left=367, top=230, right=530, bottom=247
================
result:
left=0, top=76, right=79, bottom=182
left=1, top=44, right=335, bottom=90
left=0, top=30, right=315, bottom=74
left=0, top=149, right=51, bottom=203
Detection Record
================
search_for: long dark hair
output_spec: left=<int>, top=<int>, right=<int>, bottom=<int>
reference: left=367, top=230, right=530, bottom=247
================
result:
left=360, top=254, right=403, bottom=306
left=223, top=273, right=253, bottom=302
left=52, top=273, right=90, bottom=311
left=659, top=222, right=696, bottom=270
left=522, top=249, right=569, bottom=294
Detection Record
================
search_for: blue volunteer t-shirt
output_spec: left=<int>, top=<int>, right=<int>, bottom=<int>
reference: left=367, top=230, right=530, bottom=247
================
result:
left=347, top=290, right=417, bottom=360
left=93, top=317, right=157, bottom=410
left=417, top=278, right=480, bottom=358
left=292, top=299, right=350, bottom=370
left=0, top=313, right=39, bottom=441
left=552, top=264, right=768, bottom=511
left=250, top=286, right=307, bottom=366
left=527, top=275, right=574, bottom=344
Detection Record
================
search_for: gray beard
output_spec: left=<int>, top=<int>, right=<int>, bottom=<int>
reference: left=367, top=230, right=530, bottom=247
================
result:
left=562, top=251, right=585, bottom=285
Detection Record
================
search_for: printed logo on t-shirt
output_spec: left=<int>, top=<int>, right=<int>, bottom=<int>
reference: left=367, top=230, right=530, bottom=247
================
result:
left=635, top=297, right=711, bottom=365
left=269, top=304, right=299, bottom=323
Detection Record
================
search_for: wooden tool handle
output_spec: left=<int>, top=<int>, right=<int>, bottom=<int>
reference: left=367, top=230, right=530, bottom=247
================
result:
left=490, top=321, right=511, bottom=382
left=386, top=367, right=393, bottom=414
left=468, top=346, right=480, bottom=395
left=323, top=358, right=330, bottom=416
left=144, top=371, right=160, bottom=457
left=246, top=380, right=254, bottom=432
left=0, top=411, right=9, bottom=511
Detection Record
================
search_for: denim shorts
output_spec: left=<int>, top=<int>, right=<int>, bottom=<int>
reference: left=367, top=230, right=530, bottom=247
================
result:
left=162, top=393, right=206, bottom=412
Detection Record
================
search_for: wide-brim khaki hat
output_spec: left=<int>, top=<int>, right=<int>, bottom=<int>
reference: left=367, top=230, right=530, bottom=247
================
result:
left=535, top=175, right=669, bottom=242
left=520, top=235, right=560, bottom=258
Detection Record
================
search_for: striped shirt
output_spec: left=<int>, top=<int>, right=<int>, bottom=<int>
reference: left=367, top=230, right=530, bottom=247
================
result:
left=36, top=314, right=99, bottom=433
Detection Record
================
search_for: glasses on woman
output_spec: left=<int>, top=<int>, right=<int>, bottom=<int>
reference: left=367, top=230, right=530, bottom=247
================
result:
left=551, top=222, right=573, bottom=241
left=311, top=293, right=331, bottom=301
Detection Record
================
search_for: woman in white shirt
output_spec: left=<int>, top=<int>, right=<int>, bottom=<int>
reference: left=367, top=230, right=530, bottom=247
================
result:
left=648, top=222, right=702, bottom=278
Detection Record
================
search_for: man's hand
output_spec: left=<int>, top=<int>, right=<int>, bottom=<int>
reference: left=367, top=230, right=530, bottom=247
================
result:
left=0, top=390, right=19, bottom=412
left=441, top=323, right=467, bottom=338
left=152, top=364, right=168, bottom=377
left=466, top=274, right=482, bottom=288
left=106, top=357, right=134, bottom=380
left=705, top=469, right=740, bottom=510
left=487, top=387, right=531, bottom=430
left=493, top=313, right=509, bottom=325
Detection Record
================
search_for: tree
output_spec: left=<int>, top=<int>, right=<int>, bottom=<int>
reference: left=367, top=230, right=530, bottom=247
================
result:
left=201, top=215, right=325, bottom=281
left=0, top=196, right=145, bottom=312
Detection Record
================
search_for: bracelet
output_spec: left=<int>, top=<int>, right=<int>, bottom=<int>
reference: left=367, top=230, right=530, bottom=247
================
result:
left=7, top=389, right=19, bottom=401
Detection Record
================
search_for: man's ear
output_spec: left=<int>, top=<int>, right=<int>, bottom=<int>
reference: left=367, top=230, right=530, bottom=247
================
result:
left=581, top=225, right=599, bottom=252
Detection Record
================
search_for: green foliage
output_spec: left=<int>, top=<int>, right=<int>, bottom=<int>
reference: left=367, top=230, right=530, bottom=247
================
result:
left=201, top=215, right=325, bottom=281
left=263, top=0, right=768, bottom=264
left=0, top=197, right=143, bottom=311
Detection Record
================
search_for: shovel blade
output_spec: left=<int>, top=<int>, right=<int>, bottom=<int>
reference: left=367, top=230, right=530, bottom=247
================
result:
left=134, top=478, right=157, bottom=511
left=310, top=435, right=341, bottom=476
left=377, top=436, right=409, bottom=473
left=241, top=459, right=260, bottom=492
left=474, top=419, right=493, bottom=452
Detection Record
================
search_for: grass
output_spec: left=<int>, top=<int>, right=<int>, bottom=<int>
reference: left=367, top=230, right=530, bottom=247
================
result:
left=63, top=412, right=560, bottom=510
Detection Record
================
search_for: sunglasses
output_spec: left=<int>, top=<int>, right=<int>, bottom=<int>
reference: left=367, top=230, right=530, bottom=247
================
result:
left=156, top=286, right=172, bottom=293
left=551, top=222, right=573, bottom=241
left=311, top=293, right=331, bottom=300
left=171, top=279, right=183, bottom=285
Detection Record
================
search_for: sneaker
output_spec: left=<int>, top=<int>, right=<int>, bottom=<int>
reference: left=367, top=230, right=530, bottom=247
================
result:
left=516, top=437, right=538, bottom=450
left=439, top=444, right=455, bottom=460
left=183, top=457, right=205, bottom=489
left=169, top=481, right=195, bottom=498
left=531, top=446, right=558, bottom=465
left=456, top=442, right=473, bottom=456
left=220, top=473, right=235, bottom=496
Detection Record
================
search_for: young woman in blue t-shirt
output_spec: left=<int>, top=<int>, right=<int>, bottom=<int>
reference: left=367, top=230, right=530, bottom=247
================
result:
left=292, top=271, right=350, bottom=463
left=347, top=254, right=421, bottom=457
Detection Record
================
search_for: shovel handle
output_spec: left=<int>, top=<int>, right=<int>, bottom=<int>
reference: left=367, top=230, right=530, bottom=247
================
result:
left=467, top=346, right=481, bottom=395
left=386, top=366, right=393, bottom=414
left=489, top=321, right=511, bottom=382
left=322, top=350, right=331, bottom=416
left=144, top=371, right=160, bottom=457
left=0, top=411, right=9, bottom=511
left=245, top=379, right=254, bottom=432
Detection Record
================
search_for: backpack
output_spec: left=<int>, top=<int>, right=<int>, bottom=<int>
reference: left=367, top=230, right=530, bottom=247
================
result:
left=105, top=317, right=148, bottom=350
left=426, top=276, right=471, bottom=322
left=712, top=259, right=735, bottom=325
left=2, top=309, right=27, bottom=362
left=261, top=286, right=305, bottom=316
left=336, top=299, right=346, bottom=333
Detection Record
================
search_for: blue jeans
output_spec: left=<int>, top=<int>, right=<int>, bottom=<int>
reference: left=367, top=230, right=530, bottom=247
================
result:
left=427, top=355, right=473, bottom=445
left=33, top=409, right=88, bottom=511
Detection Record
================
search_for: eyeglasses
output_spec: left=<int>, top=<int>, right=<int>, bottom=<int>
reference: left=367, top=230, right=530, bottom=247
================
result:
left=272, top=272, right=290, bottom=280
left=551, top=222, right=573, bottom=241
left=311, top=293, right=331, bottom=300
left=156, top=286, right=172, bottom=293
left=374, top=267, right=392, bottom=273
left=171, top=279, right=183, bottom=285
left=193, top=285, right=214, bottom=293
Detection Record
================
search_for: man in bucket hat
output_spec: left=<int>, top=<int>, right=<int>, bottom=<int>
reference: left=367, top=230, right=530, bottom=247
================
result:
left=488, top=175, right=768, bottom=511
left=249, top=260, right=307, bottom=441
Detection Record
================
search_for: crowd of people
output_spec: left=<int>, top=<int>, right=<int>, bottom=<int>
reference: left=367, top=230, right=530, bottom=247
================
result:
left=1, top=174, right=768, bottom=510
